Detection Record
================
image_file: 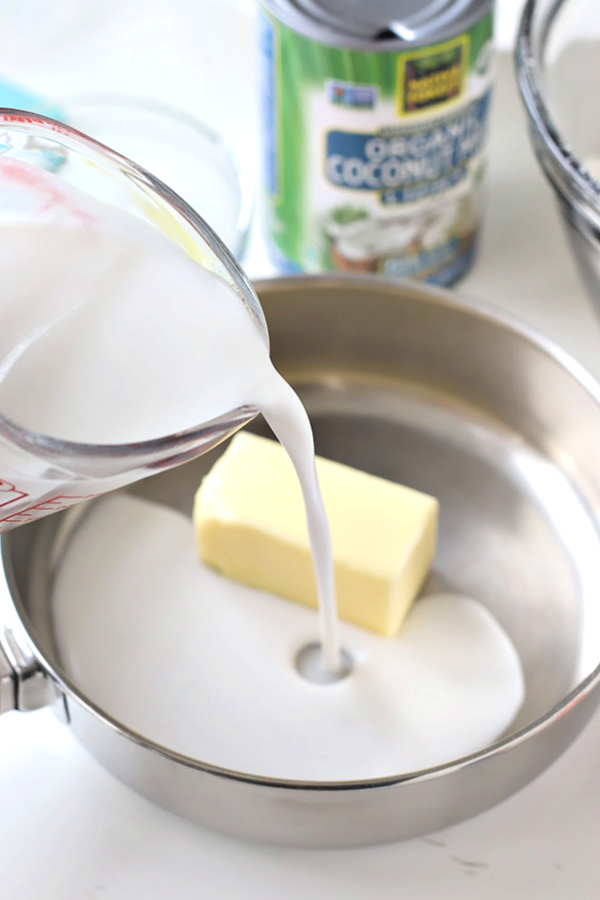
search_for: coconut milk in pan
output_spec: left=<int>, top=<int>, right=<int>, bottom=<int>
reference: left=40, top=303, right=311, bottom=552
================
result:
left=260, top=0, right=494, bottom=284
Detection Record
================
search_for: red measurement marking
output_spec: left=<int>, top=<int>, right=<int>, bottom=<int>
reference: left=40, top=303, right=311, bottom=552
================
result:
left=0, top=157, right=95, bottom=224
left=0, top=112, right=70, bottom=134
left=0, top=492, right=98, bottom=530
left=0, top=479, right=28, bottom=509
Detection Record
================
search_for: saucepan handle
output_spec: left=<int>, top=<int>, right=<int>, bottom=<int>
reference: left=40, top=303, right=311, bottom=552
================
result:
left=0, top=630, right=15, bottom=713
left=0, top=626, right=49, bottom=715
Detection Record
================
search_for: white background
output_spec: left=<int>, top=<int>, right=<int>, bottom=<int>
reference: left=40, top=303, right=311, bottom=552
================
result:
left=4, top=1, right=600, bottom=896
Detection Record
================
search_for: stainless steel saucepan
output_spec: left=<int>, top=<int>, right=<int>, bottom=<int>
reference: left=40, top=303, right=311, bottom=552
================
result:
left=2, top=275, right=600, bottom=848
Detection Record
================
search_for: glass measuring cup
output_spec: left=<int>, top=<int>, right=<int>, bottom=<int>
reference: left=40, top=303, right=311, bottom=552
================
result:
left=0, top=109, right=268, bottom=533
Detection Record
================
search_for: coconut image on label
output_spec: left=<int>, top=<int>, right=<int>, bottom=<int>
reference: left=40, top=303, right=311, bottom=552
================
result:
left=260, top=0, right=494, bottom=285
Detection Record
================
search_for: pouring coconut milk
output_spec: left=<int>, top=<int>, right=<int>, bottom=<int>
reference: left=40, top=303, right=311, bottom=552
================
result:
left=0, top=157, right=343, bottom=675
left=0, top=156, right=523, bottom=779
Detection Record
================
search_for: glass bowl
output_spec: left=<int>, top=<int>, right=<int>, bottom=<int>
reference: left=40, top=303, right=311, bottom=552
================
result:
left=63, top=95, right=251, bottom=259
left=516, top=0, right=600, bottom=310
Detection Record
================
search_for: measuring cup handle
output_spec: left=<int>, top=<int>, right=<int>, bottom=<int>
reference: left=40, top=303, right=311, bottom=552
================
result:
left=0, top=627, right=49, bottom=715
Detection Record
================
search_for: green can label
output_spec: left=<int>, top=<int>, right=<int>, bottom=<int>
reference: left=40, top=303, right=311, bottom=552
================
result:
left=260, top=9, right=494, bottom=284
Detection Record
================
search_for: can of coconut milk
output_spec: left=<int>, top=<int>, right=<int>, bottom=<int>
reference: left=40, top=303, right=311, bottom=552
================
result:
left=259, top=0, right=494, bottom=284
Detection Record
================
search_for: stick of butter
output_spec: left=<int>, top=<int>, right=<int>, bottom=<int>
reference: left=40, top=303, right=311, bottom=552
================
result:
left=193, top=432, right=438, bottom=637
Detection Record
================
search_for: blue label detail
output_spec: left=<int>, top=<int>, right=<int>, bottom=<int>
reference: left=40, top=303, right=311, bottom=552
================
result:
left=382, top=239, right=459, bottom=278
left=382, top=239, right=477, bottom=285
left=381, top=166, right=468, bottom=204
left=327, top=80, right=378, bottom=110
left=325, top=92, right=491, bottom=196
left=427, top=241, right=477, bottom=285
left=259, top=14, right=278, bottom=197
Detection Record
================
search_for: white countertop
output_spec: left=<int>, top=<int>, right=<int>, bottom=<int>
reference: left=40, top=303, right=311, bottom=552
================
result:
left=3, top=3, right=600, bottom=897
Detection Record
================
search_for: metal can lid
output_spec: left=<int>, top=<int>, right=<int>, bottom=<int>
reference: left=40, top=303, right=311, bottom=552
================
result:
left=262, top=0, right=493, bottom=49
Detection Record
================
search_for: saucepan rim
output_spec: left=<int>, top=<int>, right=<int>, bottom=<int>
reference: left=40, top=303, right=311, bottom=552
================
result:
left=3, top=273, right=600, bottom=792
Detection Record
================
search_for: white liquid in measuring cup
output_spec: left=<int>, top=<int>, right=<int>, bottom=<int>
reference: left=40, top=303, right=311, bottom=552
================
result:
left=0, top=158, right=341, bottom=672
